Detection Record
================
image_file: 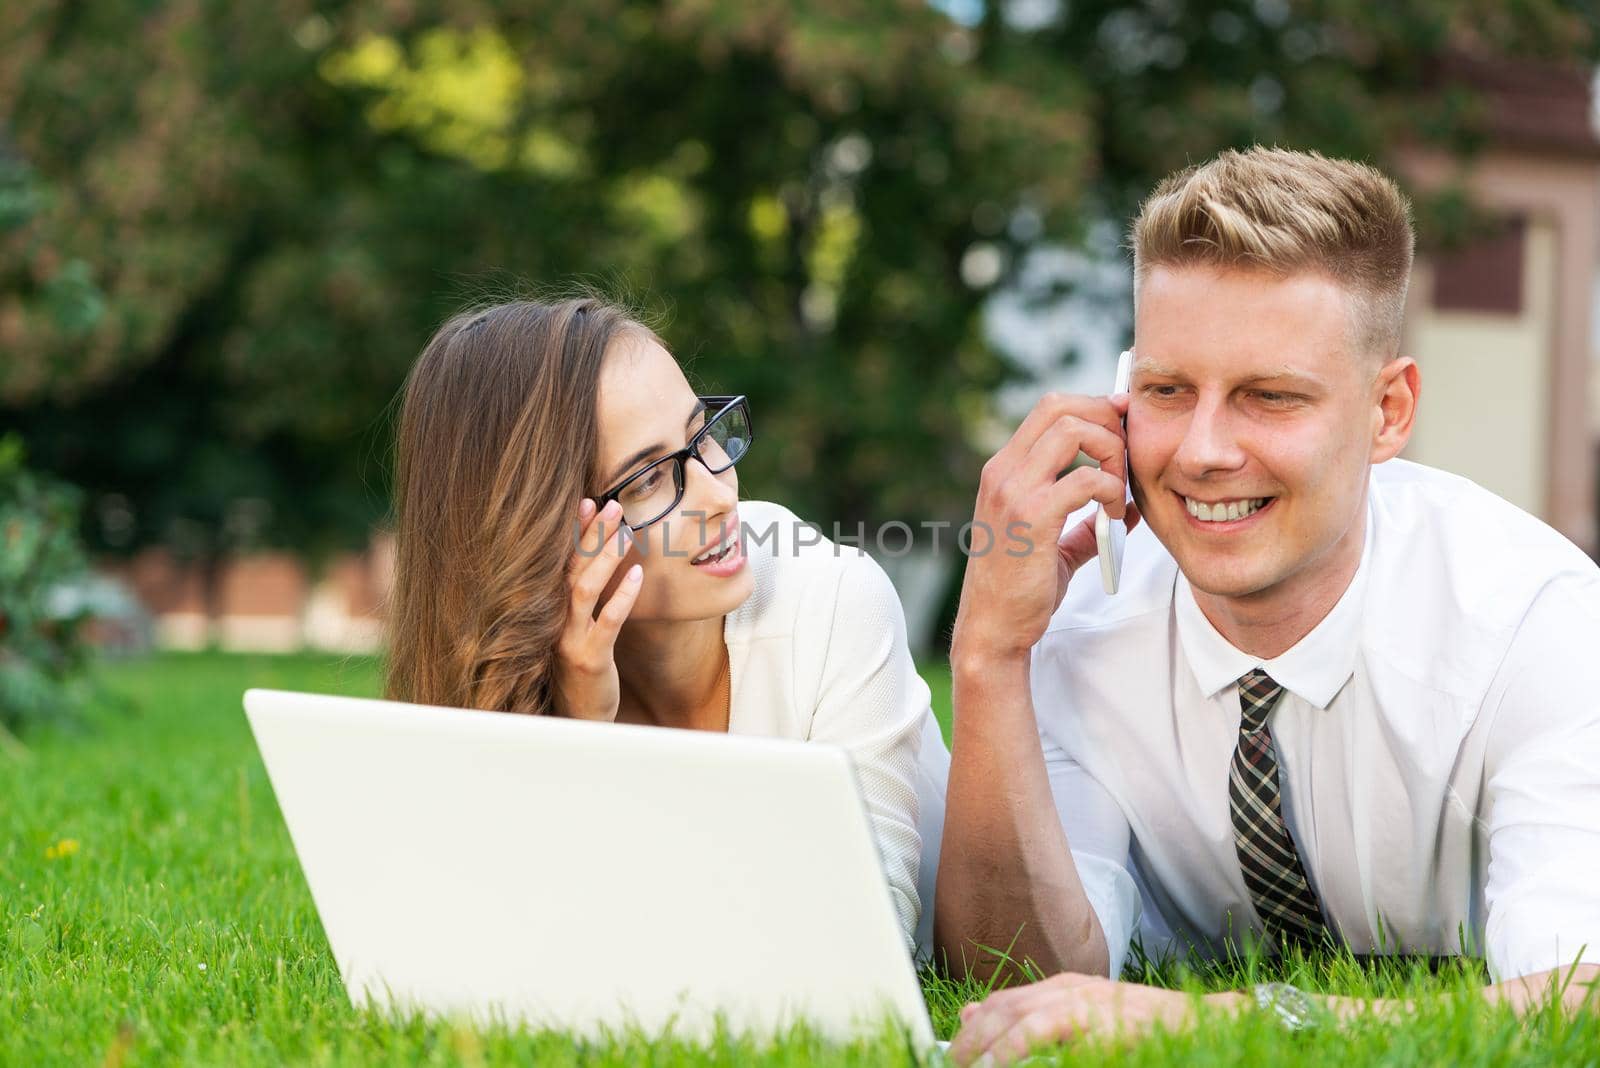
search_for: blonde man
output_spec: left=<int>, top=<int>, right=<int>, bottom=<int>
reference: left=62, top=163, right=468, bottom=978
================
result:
left=938, top=147, right=1600, bottom=1064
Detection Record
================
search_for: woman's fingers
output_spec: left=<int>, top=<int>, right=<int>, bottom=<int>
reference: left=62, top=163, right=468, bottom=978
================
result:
left=568, top=521, right=632, bottom=623
left=569, top=498, right=617, bottom=576
left=567, top=498, right=623, bottom=594
left=588, top=563, right=644, bottom=647
left=566, top=497, right=597, bottom=577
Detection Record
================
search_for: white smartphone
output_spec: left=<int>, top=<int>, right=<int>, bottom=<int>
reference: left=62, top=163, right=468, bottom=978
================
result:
left=1094, top=349, right=1134, bottom=595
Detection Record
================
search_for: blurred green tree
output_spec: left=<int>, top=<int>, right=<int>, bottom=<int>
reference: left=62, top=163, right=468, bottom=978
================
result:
left=0, top=433, right=92, bottom=739
left=1, top=0, right=1595, bottom=589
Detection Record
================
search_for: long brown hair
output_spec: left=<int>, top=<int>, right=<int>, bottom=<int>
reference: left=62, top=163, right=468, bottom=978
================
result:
left=385, top=297, right=654, bottom=714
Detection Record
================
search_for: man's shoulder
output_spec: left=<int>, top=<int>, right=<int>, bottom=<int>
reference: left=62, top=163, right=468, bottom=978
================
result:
left=1368, top=458, right=1599, bottom=607
left=1362, top=460, right=1600, bottom=699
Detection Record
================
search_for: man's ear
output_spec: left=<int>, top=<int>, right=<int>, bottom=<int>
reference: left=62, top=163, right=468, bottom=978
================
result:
left=1370, top=356, right=1419, bottom=464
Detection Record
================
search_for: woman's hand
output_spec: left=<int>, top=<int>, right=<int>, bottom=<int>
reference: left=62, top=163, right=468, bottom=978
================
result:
left=553, top=498, right=643, bottom=721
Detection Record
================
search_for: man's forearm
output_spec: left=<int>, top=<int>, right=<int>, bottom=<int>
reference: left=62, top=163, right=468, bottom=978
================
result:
left=935, top=647, right=1108, bottom=980
left=1484, top=963, right=1600, bottom=1014
left=1262, top=963, right=1600, bottom=1025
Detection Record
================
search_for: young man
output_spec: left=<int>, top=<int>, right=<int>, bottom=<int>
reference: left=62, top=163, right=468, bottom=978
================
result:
left=937, top=147, right=1600, bottom=1064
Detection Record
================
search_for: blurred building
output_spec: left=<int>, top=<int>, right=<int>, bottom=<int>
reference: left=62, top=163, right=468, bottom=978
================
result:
left=1400, top=55, right=1600, bottom=556
left=98, top=536, right=392, bottom=654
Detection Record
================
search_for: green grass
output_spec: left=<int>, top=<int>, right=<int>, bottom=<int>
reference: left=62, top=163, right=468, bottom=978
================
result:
left=2, top=652, right=1596, bottom=1065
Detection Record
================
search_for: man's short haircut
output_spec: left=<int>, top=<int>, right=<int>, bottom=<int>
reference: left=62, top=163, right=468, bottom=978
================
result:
left=1130, top=146, right=1415, bottom=361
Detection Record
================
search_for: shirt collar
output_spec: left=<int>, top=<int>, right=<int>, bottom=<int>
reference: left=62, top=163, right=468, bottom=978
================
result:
left=1174, top=496, right=1372, bottom=710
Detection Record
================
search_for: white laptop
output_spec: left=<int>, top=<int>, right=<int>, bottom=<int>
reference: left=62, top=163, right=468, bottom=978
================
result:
left=243, top=688, right=937, bottom=1049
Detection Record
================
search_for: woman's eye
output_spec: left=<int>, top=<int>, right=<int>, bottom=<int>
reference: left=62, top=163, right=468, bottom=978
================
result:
left=622, top=469, right=662, bottom=501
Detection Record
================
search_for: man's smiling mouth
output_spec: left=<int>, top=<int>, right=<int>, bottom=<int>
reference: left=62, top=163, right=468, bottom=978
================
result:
left=1177, top=493, right=1276, bottom=524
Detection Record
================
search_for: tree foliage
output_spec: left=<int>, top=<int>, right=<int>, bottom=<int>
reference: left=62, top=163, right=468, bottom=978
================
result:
left=2, top=0, right=1596, bottom=559
left=0, top=434, right=92, bottom=736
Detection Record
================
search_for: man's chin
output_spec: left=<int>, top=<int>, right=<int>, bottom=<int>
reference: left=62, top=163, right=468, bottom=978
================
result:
left=1184, top=573, right=1274, bottom=601
left=1171, top=552, right=1282, bottom=602
left=1142, top=517, right=1255, bottom=595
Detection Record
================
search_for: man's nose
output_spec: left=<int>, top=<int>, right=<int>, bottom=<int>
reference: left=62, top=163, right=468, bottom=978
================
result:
left=1174, top=396, right=1248, bottom=478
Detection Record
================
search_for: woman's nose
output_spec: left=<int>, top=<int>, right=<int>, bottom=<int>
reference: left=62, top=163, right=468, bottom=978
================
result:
left=683, top=452, right=738, bottom=515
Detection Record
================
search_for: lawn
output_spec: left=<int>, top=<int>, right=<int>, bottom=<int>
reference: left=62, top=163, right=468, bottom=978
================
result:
left=2, top=651, right=1596, bottom=1065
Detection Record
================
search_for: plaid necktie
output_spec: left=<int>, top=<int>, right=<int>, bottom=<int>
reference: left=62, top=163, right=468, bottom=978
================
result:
left=1229, top=669, right=1330, bottom=946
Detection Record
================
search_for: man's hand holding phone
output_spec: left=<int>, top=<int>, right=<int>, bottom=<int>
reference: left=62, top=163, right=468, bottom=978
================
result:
left=1095, top=349, right=1136, bottom=594
left=951, top=384, right=1140, bottom=667
left=940, top=368, right=1142, bottom=983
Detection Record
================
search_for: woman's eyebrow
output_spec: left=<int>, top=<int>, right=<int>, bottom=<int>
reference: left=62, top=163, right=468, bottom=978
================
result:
left=603, top=399, right=708, bottom=488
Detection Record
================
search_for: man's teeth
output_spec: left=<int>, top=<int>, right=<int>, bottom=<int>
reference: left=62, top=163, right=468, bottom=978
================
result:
left=693, top=533, right=737, bottom=563
left=1185, top=497, right=1270, bottom=523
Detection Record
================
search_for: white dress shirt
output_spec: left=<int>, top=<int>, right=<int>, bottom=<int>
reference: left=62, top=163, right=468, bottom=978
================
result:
left=724, top=499, right=949, bottom=956
left=1031, top=458, right=1600, bottom=981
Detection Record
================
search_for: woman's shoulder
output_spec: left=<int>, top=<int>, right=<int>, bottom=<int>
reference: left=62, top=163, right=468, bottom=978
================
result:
left=729, top=500, right=893, bottom=637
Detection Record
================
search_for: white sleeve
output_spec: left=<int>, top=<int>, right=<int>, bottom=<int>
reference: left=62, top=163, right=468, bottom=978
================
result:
left=1481, top=577, right=1600, bottom=981
left=1039, top=734, right=1141, bottom=978
left=806, top=552, right=929, bottom=948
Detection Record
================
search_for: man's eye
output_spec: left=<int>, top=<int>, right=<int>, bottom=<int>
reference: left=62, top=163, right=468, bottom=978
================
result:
left=1253, top=391, right=1293, bottom=404
left=1147, top=384, right=1181, bottom=397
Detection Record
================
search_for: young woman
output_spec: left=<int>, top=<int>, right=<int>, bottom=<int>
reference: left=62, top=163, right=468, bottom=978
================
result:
left=386, top=296, right=949, bottom=954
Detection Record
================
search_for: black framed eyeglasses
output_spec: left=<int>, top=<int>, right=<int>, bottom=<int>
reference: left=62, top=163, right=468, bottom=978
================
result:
left=594, top=395, right=753, bottom=530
